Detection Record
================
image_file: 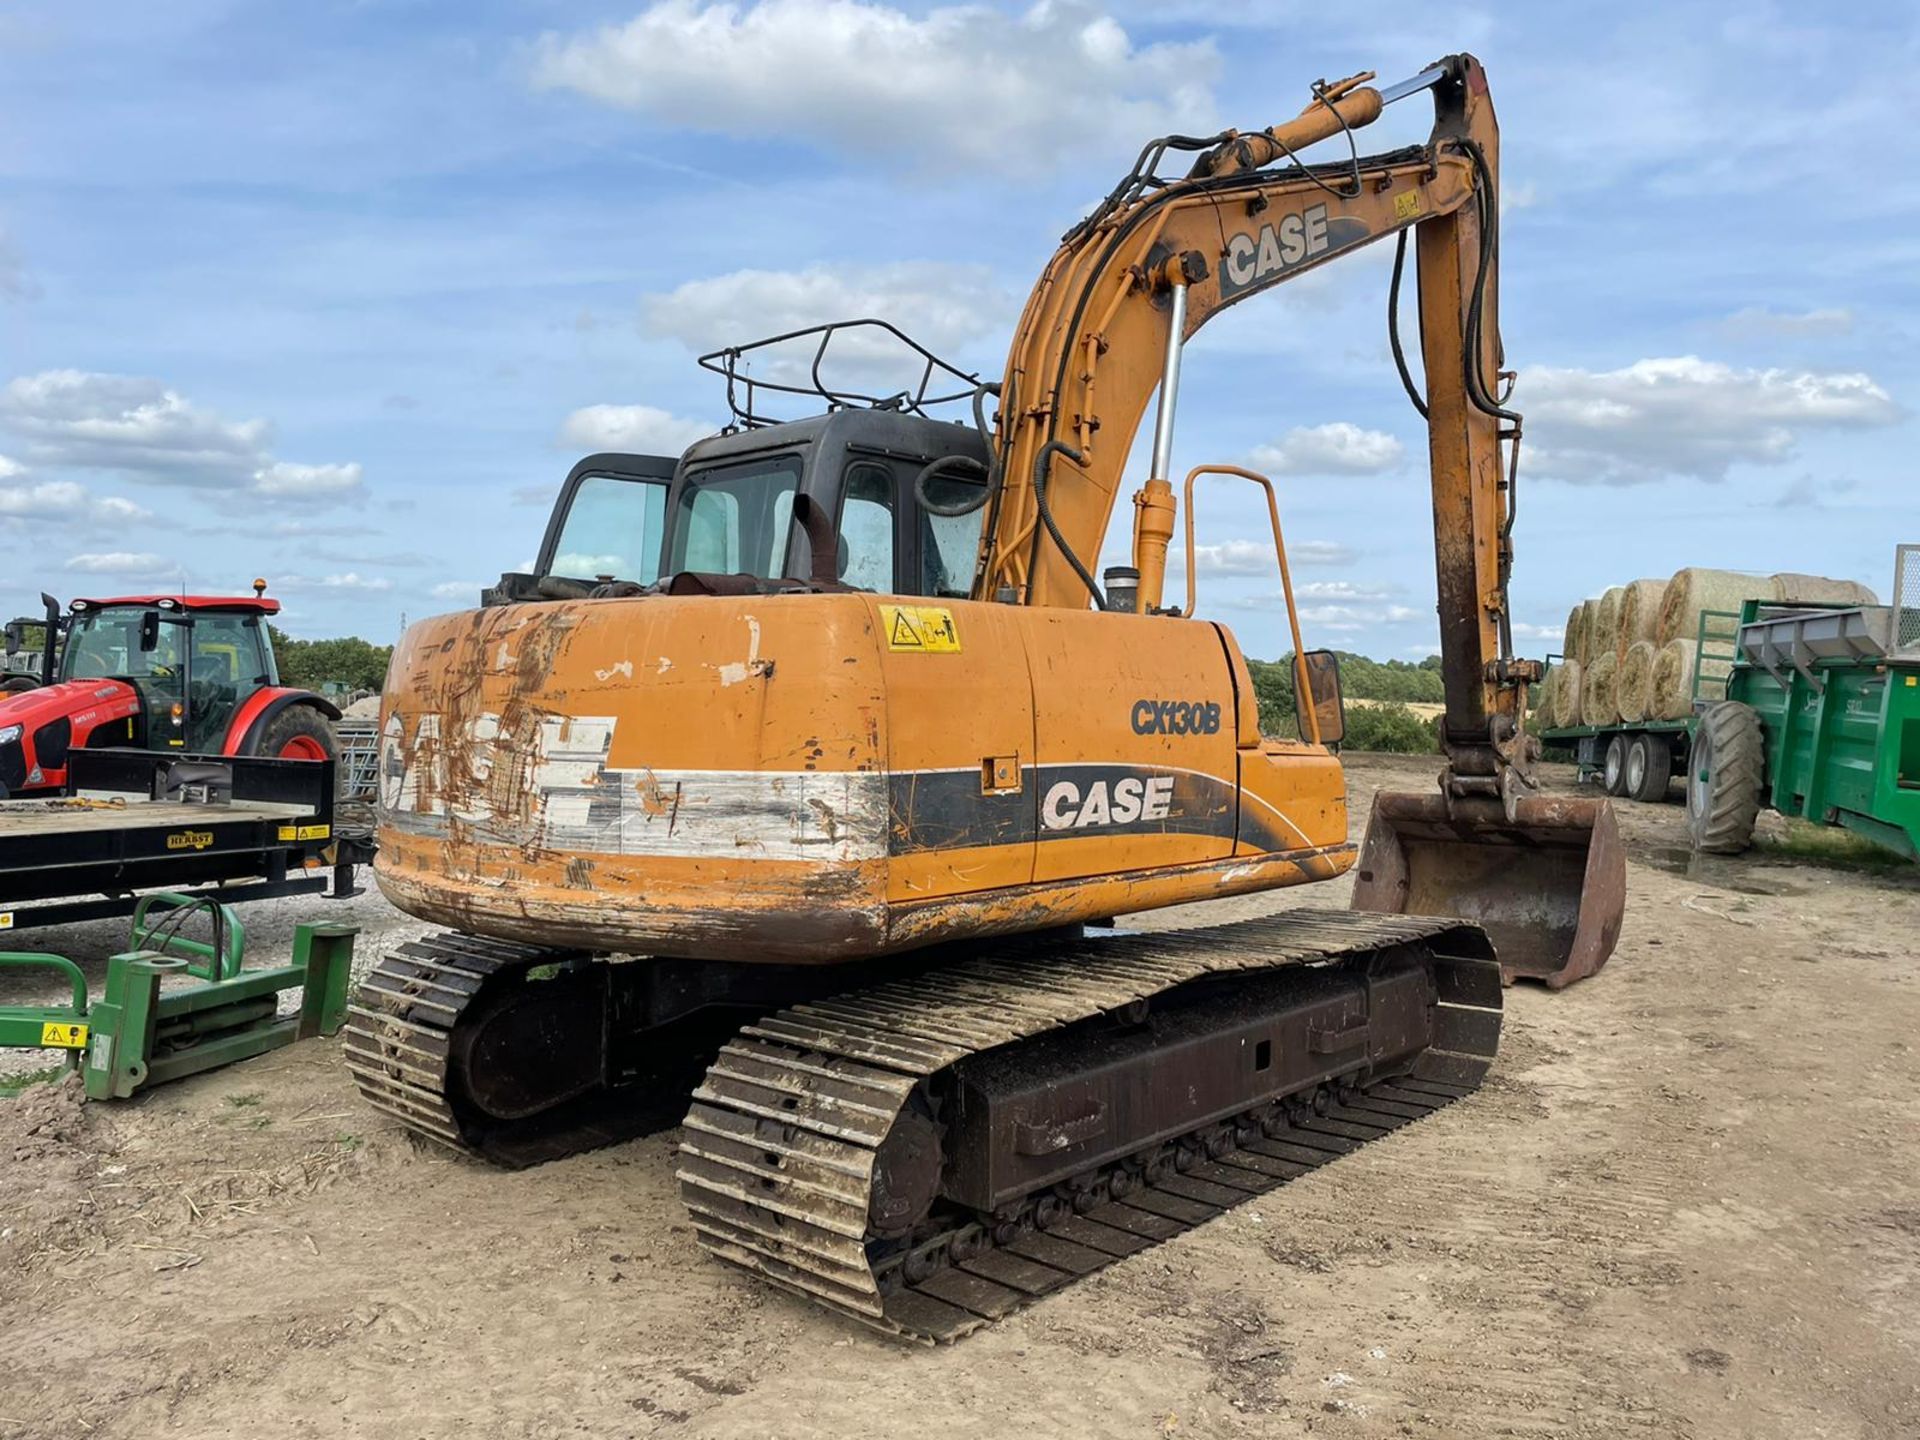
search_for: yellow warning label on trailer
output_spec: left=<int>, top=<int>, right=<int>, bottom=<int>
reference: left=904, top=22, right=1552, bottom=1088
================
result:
left=1394, top=190, right=1422, bottom=221
left=40, top=1022, right=88, bottom=1049
left=0, top=911, right=11, bottom=930
left=881, top=605, right=962, bottom=653
left=277, top=823, right=332, bottom=841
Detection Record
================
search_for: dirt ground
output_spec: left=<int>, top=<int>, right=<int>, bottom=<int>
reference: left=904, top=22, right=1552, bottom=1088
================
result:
left=3, top=752, right=1917, bottom=1440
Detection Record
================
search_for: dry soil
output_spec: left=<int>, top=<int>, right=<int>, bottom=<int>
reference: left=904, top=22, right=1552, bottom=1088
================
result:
left=3, top=753, right=1917, bottom=1440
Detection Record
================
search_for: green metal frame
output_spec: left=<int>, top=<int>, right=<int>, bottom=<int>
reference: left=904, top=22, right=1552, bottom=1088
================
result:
left=0, top=893, right=356, bottom=1097
left=1725, top=600, right=1920, bottom=861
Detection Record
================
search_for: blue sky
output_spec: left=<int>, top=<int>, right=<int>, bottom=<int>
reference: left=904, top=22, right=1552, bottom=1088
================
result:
left=2, top=1, right=1916, bottom=660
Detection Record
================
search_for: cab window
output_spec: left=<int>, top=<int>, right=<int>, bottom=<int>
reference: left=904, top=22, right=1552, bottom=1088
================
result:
left=837, top=465, right=895, bottom=591
left=919, top=473, right=987, bottom=598
left=669, top=455, right=801, bottom=578
left=547, top=474, right=669, bottom=583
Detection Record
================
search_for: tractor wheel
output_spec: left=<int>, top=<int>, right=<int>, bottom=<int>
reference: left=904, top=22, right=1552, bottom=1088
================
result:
left=1688, top=702, right=1764, bottom=854
left=1626, top=732, right=1672, bottom=803
left=1, top=675, right=37, bottom=693
left=256, top=706, right=338, bottom=763
left=1602, top=733, right=1630, bottom=796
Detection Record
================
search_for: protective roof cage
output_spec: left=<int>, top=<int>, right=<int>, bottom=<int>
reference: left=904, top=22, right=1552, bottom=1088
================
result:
left=698, top=319, right=983, bottom=430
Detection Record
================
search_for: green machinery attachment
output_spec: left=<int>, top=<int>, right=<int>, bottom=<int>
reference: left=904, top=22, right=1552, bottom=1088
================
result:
left=0, top=893, right=356, bottom=1098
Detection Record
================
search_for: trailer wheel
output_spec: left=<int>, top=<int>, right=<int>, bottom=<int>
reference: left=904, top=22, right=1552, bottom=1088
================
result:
left=1603, top=733, right=1630, bottom=796
left=256, top=706, right=338, bottom=763
left=1688, top=702, right=1764, bottom=853
left=1626, top=732, right=1672, bottom=803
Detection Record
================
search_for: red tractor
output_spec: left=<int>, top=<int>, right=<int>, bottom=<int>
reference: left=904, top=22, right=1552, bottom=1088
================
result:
left=0, top=587, right=340, bottom=799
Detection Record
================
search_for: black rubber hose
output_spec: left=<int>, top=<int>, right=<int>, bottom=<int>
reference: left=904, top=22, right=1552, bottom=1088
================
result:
left=912, top=383, right=1001, bottom=517
left=1030, top=440, right=1105, bottom=609
left=1388, top=228, right=1428, bottom=419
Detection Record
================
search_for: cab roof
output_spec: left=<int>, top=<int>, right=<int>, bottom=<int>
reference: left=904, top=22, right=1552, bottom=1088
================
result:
left=71, top=595, right=281, bottom=616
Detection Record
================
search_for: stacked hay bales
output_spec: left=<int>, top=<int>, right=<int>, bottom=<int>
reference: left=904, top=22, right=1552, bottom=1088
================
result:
left=1581, top=650, right=1620, bottom=727
left=1616, top=640, right=1657, bottom=722
left=1548, top=565, right=1874, bottom=728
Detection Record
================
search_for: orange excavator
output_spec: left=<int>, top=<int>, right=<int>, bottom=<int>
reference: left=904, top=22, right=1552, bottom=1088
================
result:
left=349, top=54, right=1623, bottom=1339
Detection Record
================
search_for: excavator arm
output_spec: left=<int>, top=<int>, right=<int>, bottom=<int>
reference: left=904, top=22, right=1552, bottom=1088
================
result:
left=975, top=53, right=1623, bottom=985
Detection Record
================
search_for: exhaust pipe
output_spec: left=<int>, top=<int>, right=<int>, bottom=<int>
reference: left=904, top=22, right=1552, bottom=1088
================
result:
left=1351, top=790, right=1625, bottom=989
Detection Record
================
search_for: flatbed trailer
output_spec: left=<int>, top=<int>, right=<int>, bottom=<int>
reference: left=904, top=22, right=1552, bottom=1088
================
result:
left=1536, top=609, right=1743, bottom=803
left=0, top=750, right=368, bottom=932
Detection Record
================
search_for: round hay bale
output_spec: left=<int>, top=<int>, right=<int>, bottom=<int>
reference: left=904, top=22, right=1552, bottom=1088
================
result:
left=1770, top=573, right=1878, bottom=607
left=1617, top=578, right=1668, bottom=653
left=1581, top=650, right=1620, bottom=727
left=1655, top=568, right=1775, bottom=646
left=1591, top=586, right=1626, bottom=661
left=1647, top=638, right=1732, bottom=718
left=1551, top=658, right=1583, bottom=728
left=1536, top=664, right=1558, bottom=722
left=1563, top=602, right=1586, bottom=664
left=1616, top=640, right=1656, bottom=723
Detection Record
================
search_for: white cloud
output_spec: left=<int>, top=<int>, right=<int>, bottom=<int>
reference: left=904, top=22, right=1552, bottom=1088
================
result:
left=0, top=370, right=365, bottom=508
left=1292, top=540, right=1358, bottom=567
left=66, top=551, right=172, bottom=576
left=2, top=371, right=269, bottom=481
left=254, top=461, right=365, bottom=500
left=532, top=1, right=1218, bottom=175
left=1521, top=355, right=1901, bottom=486
left=274, top=572, right=395, bottom=593
left=558, top=404, right=711, bottom=456
left=1722, top=306, right=1854, bottom=339
left=92, top=495, right=154, bottom=522
left=1248, top=423, right=1404, bottom=476
left=1511, top=621, right=1564, bottom=642
left=430, top=581, right=482, bottom=600
left=1292, top=580, right=1398, bottom=602
left=0, top=454, right=22, bottom=479
left=0, top=479, right=88, bottom=518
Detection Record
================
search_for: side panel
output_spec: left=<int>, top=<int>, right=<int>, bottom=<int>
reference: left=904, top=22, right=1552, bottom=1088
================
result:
left=1024, top=611, right=1240, bottom=884
left=875, top=599, right=1037, bottom=901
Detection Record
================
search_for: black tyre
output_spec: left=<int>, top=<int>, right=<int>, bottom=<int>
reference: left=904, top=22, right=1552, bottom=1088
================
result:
left=1602, top=733, right=1630, bottom=796
left=1626, top=732, right=1672, bottom=803
left=1688, top=702, right=1764, bottom=854
left=254, top=705, right=338, bottom=763
left=1, top=675, right=37, bottom=694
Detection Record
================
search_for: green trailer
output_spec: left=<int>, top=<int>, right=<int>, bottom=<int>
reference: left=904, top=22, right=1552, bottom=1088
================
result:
left=1687, top=546, right=1920, bottom=860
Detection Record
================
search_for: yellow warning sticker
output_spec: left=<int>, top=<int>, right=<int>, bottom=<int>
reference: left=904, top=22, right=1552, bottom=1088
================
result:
left=40, top=1022, right=88, bottom=1050
left=278, top=824, right=332, bottom=841
left=0, top=911, right=11, bottom=930
left=880, top=605, right=962, bottom=654
left=1394, top=190, right=1422, bottom=221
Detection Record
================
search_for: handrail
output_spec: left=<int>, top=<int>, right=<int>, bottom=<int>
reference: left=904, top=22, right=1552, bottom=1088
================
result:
left=1181, top=463, right=1317, bottom=744
left=0, top=952, right=88, bottom=1014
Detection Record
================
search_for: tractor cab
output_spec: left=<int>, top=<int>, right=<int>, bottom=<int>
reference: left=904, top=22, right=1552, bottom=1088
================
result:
left=61, top=594, right=286, bottom=752
left=485, top=321, right=994, bottom=608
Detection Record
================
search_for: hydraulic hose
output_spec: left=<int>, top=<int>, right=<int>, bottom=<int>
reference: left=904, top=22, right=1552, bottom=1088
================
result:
left=1030, top=440, right=1105, bottom=609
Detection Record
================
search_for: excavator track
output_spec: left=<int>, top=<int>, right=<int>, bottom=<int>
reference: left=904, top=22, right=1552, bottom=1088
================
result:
left=677, top=908, right=1500, bottom=1342
left=342, top=932, right=659, bottom=1168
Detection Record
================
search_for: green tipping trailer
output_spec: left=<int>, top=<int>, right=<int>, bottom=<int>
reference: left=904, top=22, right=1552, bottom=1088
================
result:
left=1687, top=546, right=1920, bottom=859
left=1536, top=608, right=1743, bottom=804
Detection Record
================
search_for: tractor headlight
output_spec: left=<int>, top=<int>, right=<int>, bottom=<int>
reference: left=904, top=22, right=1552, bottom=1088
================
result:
left=0, top=724, right=20, bottom=746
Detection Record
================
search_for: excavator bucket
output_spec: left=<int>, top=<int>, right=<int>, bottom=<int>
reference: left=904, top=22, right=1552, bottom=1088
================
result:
left=1350, top=791, right=1626, bottom=988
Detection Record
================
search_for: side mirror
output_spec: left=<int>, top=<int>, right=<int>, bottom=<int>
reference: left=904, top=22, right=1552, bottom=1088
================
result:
left=3, top=623, right=18, bottom=657
left=138, top=609, right=161, bottom=653
left=1294, top=649, right=1346, bottom=747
